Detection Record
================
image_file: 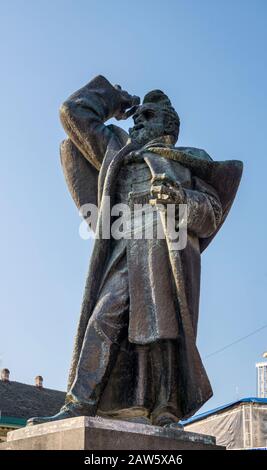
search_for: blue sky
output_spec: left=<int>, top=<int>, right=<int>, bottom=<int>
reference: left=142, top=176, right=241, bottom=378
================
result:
left=0, top=0, right=267, bottom=414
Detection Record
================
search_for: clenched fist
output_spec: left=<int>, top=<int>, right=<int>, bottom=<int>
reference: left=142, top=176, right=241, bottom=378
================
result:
left=113, top=84, right=140, bottom=120
left=150, top=176, right=186, bottom=206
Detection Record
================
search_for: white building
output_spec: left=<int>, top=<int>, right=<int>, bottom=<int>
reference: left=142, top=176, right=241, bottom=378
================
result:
left=256, top=359, right=267, bottom=398
left=184, top=398, right=267, bottom=449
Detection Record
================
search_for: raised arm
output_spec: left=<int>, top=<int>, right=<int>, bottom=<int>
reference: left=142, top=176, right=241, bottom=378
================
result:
left=60, top=75, right=139, bottom=170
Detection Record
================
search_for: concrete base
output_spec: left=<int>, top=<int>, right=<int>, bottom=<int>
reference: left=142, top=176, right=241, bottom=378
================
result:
left=0, top=416, right=224, bottom=450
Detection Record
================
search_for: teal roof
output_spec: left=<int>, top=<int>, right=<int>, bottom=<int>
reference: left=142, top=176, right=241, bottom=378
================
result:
left=0, top=416, right=26, bottom=427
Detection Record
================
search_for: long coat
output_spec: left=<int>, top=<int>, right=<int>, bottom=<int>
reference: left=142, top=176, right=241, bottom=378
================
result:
left=59, top=75, right=243, bottom=418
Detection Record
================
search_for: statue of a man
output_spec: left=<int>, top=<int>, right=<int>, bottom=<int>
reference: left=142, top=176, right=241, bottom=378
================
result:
left=28, top=75, right=242, bottom=427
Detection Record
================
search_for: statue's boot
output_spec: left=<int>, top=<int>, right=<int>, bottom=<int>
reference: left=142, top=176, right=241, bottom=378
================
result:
left=118, top=416, right=151, bottom=425
left=152, top=411, right=184, bottom=429
left=27, top=401, right=96, bottom=426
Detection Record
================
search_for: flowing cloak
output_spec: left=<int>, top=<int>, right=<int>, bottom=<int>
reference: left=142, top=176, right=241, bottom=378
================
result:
left=59, top=75, right=243, bottom=419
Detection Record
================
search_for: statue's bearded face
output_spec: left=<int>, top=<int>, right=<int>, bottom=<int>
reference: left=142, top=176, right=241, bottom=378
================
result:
left=129, top=104, right=167, bottom=146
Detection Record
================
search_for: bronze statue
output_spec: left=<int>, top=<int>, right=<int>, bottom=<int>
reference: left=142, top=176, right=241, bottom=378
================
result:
left=28, top=75, right=242, bottom=427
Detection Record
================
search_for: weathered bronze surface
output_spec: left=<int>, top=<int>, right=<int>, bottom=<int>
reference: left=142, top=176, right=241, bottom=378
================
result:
left=27, top=75, right=243, bottom=427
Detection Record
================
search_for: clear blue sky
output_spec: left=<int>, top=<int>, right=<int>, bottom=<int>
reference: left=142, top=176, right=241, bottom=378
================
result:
left=1, top=0, right=267, bottom=414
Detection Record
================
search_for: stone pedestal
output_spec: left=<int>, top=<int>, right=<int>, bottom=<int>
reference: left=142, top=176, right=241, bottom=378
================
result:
left=0, top=416, right=224, bottom=450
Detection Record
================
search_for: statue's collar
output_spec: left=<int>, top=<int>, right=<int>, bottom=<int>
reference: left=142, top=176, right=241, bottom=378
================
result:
left=126, top=136, right=175, bottom=150
left=143, top=136, right=175, bottom=148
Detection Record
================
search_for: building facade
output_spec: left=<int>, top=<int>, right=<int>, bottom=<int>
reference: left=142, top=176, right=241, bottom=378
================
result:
left=184, top=397, right=267, bottom=449
left=256, top=361, right=267, bottom=398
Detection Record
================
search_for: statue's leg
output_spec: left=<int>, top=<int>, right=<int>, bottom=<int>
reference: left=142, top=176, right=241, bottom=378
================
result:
left=27, top=252, right=129, bottom=425
left=149, top=339, right=183, bottom=427
left=68, top=253, right=129, bottom=408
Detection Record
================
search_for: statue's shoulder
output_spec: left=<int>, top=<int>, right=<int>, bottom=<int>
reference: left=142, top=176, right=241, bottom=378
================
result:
left=176, top=146, right=213, bottom=162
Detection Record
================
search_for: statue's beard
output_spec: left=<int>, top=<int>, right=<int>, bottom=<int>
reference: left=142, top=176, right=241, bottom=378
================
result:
left=128, top=125, right=164, bottom=146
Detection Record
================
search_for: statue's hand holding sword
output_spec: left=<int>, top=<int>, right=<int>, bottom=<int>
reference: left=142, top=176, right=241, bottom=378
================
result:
left=150, top=175, right=186, bottom=206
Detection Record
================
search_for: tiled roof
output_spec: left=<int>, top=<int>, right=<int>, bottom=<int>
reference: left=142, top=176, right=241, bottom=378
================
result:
left=0, top=381, right=65, bottom=420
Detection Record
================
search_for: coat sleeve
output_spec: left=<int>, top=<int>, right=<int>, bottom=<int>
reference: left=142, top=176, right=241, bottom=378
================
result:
left=184, top=176, right=223, bottom=238
left=59, top=75, right=123, bottom=170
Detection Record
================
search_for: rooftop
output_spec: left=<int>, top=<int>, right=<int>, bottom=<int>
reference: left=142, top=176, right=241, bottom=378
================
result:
left=0, top=380, right=65, bottom=421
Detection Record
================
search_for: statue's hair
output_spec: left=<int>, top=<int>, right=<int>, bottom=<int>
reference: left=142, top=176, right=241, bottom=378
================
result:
left=143, top=90, right=180, bottom=143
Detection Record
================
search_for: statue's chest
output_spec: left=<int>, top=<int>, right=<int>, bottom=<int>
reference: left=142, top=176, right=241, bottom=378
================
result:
left=142, top=151, right=192, bottom=189
left=116, top=161, right=152, bottom=204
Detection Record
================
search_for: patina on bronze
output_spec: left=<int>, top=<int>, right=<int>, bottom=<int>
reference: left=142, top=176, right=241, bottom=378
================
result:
left=28, top=75, right=243, bottom=427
